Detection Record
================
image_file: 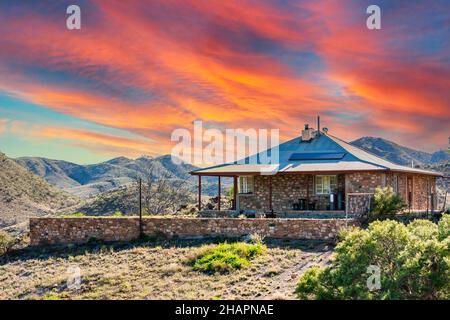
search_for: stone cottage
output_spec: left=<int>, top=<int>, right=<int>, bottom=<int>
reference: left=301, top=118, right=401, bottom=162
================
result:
left=191, top=124, right=441, bottom=216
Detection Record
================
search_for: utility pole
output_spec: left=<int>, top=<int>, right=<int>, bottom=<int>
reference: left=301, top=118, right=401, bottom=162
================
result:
left=139, top=177, right=143, bottom=238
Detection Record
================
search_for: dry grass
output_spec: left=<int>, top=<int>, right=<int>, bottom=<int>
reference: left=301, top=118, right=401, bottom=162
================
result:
left=0, top=238, right=333, bottom=300
left=0, top=153, right=79, bottom=234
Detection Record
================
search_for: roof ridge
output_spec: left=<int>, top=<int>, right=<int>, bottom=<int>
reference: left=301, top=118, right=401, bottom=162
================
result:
left=325, top=133, right=441, bottom=175
left=325, top=133, right=395, bottom=168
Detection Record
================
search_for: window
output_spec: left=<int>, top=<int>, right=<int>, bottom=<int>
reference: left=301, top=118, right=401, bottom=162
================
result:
left=315, top=175, right=337, bottom=195
left=239, top=176, right=254, bottom=194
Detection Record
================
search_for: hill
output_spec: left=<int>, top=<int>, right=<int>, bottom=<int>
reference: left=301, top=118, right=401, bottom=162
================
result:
left=351, top=137, right=449, bottom=166
left=15, top=155, right=222, bottom=198
left=0, top=152, right=79, bottom=233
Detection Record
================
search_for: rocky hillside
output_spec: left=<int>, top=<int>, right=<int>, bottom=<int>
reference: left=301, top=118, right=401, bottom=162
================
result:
left=16, top=155, right=223, bottom=198
left=75, top=187, right=137, bottom=216
left=351, top=137, right=450, bottom=166
left=0, top=152, right=79, bottom=233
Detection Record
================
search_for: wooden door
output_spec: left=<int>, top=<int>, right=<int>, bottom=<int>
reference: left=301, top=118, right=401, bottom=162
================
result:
left=407, top=176, right=413, bottom=210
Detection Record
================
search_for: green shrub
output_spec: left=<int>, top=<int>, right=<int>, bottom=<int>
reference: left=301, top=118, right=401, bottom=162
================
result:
left=188, top=242, right=266, bottom=273
left=407, top=219, right=438, bottom=240
left=113, top=210, right=123, bottom=217
left=296, top=215, right=450, bottom=300
left=0, top=230, right=16, bottom=256
left=66, top=212, right=86, bottom=217
left=438, top=213, right=450, bottom=241
left=372, top=186, right=406, bottom=216
left=42, top=292, right=61, bottom=300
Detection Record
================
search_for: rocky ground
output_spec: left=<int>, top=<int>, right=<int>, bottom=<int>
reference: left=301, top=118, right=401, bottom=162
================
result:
left=0, top=239, right=333, bottom=300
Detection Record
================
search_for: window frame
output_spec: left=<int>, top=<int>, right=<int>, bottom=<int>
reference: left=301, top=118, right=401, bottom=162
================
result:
left=315, top=175, right=338, bottom=195
left=238, top=176, right=254, bottom=194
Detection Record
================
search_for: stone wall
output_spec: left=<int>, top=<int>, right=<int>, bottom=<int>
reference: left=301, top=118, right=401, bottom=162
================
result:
left=30, top=217, right=140, bottom=245
left=345, top=172, right=437, bottom=214
left=238, top=172, right=437, bottom=214
left=30, top=217, right=356, bottom=245
left=238, top=174, right=345, bottom=212
left=410, top=174, right=436, bottom=211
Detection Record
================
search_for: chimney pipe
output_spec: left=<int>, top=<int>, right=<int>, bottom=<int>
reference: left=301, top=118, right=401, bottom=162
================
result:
left=317, top=116, right=320, bottom=135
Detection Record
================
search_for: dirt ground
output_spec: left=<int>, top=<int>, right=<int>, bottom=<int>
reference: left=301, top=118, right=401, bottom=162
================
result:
left=0, top=238, right=334, bottom=300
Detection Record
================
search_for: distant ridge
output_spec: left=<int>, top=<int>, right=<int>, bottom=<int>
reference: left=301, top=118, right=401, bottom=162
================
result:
left=351, top=137, right=450, bottom=166
left=15, top=154, right=221, bottom=198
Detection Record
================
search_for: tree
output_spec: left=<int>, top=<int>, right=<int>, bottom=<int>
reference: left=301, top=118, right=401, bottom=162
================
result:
left=296, top=216, right=450, bottom=300
left=372, top=186, right=406, bottom=216
left=134, top=160, right=193, bottom=215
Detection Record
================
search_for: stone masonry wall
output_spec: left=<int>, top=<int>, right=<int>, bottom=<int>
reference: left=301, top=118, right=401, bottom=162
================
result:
left=30, top=217, right=356, bottom=245
left=29, top=218, right=140, bottom=245
left=238, top=174, right=345, bottom=212
left=345, top=172, right=437, bottom=214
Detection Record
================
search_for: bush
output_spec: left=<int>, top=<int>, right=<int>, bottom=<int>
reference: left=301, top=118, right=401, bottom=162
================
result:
left=66, top=212, right=86, bottom=217
left=372, top=186, right=406, bottom=216
left=296, top=215, right=450, bottom=300
left=0, top=230, right=16, bottom=256
left=249, top=233, right=264, bottom=245
left=438, top=213, right=450, bottom=240
left=188, top=242, right=266, bottom=273
left=113, top=210, right=123, bottom=217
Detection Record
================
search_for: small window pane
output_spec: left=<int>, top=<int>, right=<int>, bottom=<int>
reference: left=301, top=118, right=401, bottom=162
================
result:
left=315, top=175, right=337, bottom=195
left=239, top=176, right=254, bottom=194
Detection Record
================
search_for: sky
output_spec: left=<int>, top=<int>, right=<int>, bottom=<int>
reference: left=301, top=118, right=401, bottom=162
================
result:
left=0, top=0, right=449, bottom=164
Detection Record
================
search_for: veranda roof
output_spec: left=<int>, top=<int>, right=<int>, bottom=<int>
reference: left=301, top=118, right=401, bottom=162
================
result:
left=191, top=132, right=442, bottom=176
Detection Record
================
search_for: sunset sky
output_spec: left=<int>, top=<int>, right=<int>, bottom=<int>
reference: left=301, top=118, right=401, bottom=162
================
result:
left=0, top=0, right=449, bottom=164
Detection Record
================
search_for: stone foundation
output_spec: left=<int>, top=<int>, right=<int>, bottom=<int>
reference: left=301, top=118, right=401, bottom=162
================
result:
left=30, top=217, right=356, bottom=245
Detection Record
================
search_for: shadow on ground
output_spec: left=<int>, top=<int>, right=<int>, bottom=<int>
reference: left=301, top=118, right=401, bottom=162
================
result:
left=1, top=236, right=334, bottom=265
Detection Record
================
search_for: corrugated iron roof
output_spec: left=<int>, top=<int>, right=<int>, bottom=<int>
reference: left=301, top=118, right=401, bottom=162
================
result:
left=191, top=132, right=442, bottom=176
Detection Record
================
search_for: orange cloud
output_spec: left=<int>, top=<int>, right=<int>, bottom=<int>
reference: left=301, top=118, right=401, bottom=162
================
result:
left=0, top=0, right=448, bottom=157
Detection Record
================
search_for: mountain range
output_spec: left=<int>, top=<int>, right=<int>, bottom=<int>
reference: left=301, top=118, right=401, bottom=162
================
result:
left=351, top=137, right=450, bottom=167
left=15, top=137, right=449, bottom=200
left=1, top=136, right=449, bottom=232
left=14, top=154, right=222, bottom=198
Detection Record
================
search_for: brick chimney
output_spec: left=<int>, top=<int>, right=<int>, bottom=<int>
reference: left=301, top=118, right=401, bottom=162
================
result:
left=301, top=124, right=316, bottom=141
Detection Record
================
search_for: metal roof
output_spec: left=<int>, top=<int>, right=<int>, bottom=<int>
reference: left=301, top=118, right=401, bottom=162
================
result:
left=191, top=132, right=442, bottom=176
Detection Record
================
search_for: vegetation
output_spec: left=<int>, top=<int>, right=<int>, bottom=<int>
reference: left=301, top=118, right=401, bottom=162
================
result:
left=136, top=162, right=193, bottom=215
left=371, top=186, right=406, bottom=216
left=438, top=213, right=450, bottom=240
left=113, top=210, right=123, bottom=217
left=296, top=216, right=450, bottom=300
left=0, top=230, right=16, bottom=256
left=188, top=241, right=267, bottom=273
left=0, top=239, right=330, bottom=300
left=66, top=212, right=86, bottom=217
